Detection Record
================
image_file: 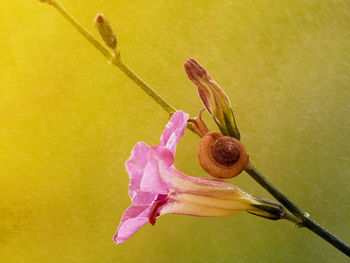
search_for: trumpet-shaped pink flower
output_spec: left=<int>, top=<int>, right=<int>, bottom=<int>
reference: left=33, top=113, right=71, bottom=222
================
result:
left=114, top=111, right=284, bottom=244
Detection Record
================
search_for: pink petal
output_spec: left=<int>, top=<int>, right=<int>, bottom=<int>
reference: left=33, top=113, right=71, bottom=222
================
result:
left=160, top=111, right=189, bottom=155
left=140, top=146, right=174, bottom=194
left=131, top=189, right=157, bottom=205
left=126, top=142, right=155, bottom=204
left=113, top=204, right=151, bottom=244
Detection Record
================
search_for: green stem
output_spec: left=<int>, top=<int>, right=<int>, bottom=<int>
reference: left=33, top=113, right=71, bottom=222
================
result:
left=50, top=0, right=176, bottom=115
left=245, top=162, right=350, bottom=257
left=112, top=60, right=176, bottom=114
left=40, top=0, right=349, bottom=257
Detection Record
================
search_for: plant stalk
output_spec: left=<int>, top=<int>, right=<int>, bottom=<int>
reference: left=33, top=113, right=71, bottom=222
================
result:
left=245, top=162, right=350, bottom=256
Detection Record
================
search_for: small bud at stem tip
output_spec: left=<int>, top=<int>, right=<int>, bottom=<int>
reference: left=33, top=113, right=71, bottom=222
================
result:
left=94, top=13, right=118, bottom=50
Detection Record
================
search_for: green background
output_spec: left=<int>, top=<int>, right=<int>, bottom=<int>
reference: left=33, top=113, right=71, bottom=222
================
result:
left=1, top=0, right=349, bottom=262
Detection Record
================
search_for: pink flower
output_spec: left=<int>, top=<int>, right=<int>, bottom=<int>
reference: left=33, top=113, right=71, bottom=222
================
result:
left=114, top=111, right=284, bottom=244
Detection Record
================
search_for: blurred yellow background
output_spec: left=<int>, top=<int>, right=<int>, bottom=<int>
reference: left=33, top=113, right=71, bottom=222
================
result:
left=0, top=0, right=349, bottom=262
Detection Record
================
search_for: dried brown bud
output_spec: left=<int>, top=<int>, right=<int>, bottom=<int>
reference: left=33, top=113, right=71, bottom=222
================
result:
left=94, top=13, right=117, bottom=49
left=38, top=0, right=55, bottom=4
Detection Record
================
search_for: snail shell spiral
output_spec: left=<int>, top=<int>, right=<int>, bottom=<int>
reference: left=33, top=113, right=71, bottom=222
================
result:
left=198, top=132, right=248, bottom=179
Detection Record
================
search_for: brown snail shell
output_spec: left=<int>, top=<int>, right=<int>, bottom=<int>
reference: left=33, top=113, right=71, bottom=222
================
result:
left=198, top=132, right=248, bottom=179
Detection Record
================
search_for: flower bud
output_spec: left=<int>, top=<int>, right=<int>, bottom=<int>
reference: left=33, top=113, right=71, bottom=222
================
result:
left=38, top=0, right=54, bottom=4
left=184, top=58, right=240, bottom=139
left=94, top=13, right=117, bottom=49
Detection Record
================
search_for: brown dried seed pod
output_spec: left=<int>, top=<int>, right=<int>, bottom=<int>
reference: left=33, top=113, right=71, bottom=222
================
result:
left=198, top=132, right=248, bottom=179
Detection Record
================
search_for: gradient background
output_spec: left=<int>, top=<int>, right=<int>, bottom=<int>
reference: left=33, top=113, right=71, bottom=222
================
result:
left=1, top=0, right=350, bottom=262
